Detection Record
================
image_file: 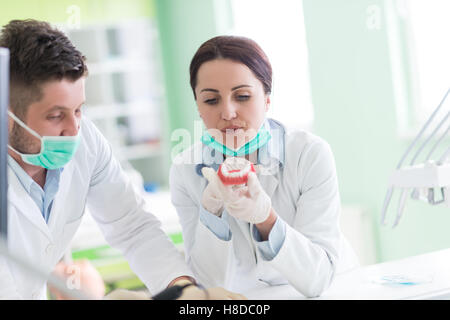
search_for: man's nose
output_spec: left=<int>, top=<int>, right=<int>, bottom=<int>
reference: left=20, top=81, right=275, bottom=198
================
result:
left=62, top=114, right=80, bottom=136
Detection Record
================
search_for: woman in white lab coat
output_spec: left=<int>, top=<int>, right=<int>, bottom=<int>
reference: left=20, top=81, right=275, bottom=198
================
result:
left=169, top=36, right=359, bottom=298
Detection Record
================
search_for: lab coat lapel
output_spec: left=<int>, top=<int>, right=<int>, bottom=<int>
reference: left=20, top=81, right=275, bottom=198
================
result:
left=7, top=167, right=52, bottom=241
left=228, top=217, right=256, bottom=265
left=47, top=162, right=75, bottom=235
left=229, top=170, right=279, bottom=262
left=257, top=166, right=279, bottom=200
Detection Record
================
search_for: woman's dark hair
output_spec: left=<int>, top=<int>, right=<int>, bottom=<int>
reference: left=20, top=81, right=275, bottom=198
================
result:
left=0, top=19, right=88, bottom=118
left=189, top=35, right=272, bottom=99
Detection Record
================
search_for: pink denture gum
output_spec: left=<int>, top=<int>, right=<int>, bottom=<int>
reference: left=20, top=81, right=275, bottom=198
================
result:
left=218, top=157, right=256, bottom=185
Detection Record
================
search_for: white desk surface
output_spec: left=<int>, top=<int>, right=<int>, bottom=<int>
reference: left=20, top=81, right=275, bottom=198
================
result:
left=244, top=248, right=450, bottom=300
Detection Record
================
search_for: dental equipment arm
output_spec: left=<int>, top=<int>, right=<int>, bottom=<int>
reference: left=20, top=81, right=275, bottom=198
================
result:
left=381, top=88, right=450, bottom=228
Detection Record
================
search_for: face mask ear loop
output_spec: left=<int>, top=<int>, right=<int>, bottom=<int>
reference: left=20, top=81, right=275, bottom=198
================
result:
left=7, top=144, right=23, bottom=155
left=7, top=111, right=42, bottom=140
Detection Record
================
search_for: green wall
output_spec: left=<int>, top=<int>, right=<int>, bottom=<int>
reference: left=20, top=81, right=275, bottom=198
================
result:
left=154, top=0, right=233, bottom=151
left=302, top=0, right=450, bottom=263
left=0, top=0, right=155, bottom=26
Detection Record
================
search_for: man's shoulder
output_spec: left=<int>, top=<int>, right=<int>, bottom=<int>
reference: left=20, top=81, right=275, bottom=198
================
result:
left=79, top=116, right=102, bottom=141
left=73, top=116, right=110, bottom=166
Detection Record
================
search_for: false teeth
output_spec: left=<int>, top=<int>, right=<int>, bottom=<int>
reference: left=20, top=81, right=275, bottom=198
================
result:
left=218, top=157, right=255, bottom=185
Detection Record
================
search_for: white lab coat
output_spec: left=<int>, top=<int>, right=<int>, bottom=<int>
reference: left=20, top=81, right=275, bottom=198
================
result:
left=170, top=125, right=359, bottom=298
left=0, top=117, right=193, bottom=299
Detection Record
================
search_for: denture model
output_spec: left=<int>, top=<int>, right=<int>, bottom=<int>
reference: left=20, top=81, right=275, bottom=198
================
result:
left=218, top=157, right=256, bottom=185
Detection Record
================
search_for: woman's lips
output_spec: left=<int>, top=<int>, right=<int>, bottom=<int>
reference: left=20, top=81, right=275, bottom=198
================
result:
left=221, top=126, right=244, bottom=133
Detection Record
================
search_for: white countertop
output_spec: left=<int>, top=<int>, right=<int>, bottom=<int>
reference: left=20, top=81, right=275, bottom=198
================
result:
left=244, top=248, right=450, bottom=300
left=70, top=188, right=450, bottom=300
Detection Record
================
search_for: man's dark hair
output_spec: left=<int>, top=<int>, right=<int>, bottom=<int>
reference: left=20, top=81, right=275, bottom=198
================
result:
left=0, top=19, right=88, bottom=118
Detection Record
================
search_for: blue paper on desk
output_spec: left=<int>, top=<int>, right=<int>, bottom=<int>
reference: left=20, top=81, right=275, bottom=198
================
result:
left=371, top=274, right=433, bottom=286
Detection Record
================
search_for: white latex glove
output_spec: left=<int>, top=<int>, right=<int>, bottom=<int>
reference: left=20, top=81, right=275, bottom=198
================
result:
left=201, top=181, right=224, bottom=216
left=202, top=167, right=271, bottom=224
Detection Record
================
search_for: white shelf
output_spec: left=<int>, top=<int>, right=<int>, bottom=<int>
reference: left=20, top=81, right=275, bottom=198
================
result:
left=87, top=58, right=153, bottom=75
left=68, top=20, right=168, bottom=185
left=116, top=143, right=163, bottom=160
left=85, top=101, right=161, bottom=120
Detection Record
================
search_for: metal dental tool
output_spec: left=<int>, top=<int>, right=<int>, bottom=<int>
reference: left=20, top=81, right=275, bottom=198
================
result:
left=381, top=88, right=450, bottom=227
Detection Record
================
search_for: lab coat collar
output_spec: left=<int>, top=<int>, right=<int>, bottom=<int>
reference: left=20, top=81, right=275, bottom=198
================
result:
left=259, top=118, right=286, bottom=169
left=7, top=159, right=75, bottom=242
left=7, top=167, right=52, bottom=241
left=7, top=155, right=35, bottom=195
left=46, top=161, right=75, bottom=233
left=7, top=155, right=64, bottom=194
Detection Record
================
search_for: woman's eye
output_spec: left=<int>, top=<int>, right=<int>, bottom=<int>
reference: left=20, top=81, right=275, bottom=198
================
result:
left=204, top=98, right=218, bottom=105
left=236, top=95, right=250, bottom=101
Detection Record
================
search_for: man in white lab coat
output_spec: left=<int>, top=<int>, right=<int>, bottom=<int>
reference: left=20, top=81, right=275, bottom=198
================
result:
left=0, top=19, right=244, bottom=300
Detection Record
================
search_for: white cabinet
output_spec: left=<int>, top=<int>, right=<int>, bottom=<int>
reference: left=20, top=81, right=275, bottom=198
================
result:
left=340, top=205, right=378, bottom=265
left=66, top=19, right=169, bottom=186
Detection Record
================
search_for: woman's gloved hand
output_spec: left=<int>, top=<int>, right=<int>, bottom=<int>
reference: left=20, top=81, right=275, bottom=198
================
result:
left=201, top=180, right=224, bottom=216
left=201, top=167, right=271, bottom=224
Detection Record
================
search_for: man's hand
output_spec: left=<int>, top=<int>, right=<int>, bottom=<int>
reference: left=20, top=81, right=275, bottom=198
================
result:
left=49, top=259, right=105, bottom=300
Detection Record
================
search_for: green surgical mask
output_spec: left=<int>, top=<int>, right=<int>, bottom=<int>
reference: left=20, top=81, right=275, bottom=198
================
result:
left=8, top=111, right=81, bottom=169
left=201, top=123, right=272, bottom=157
